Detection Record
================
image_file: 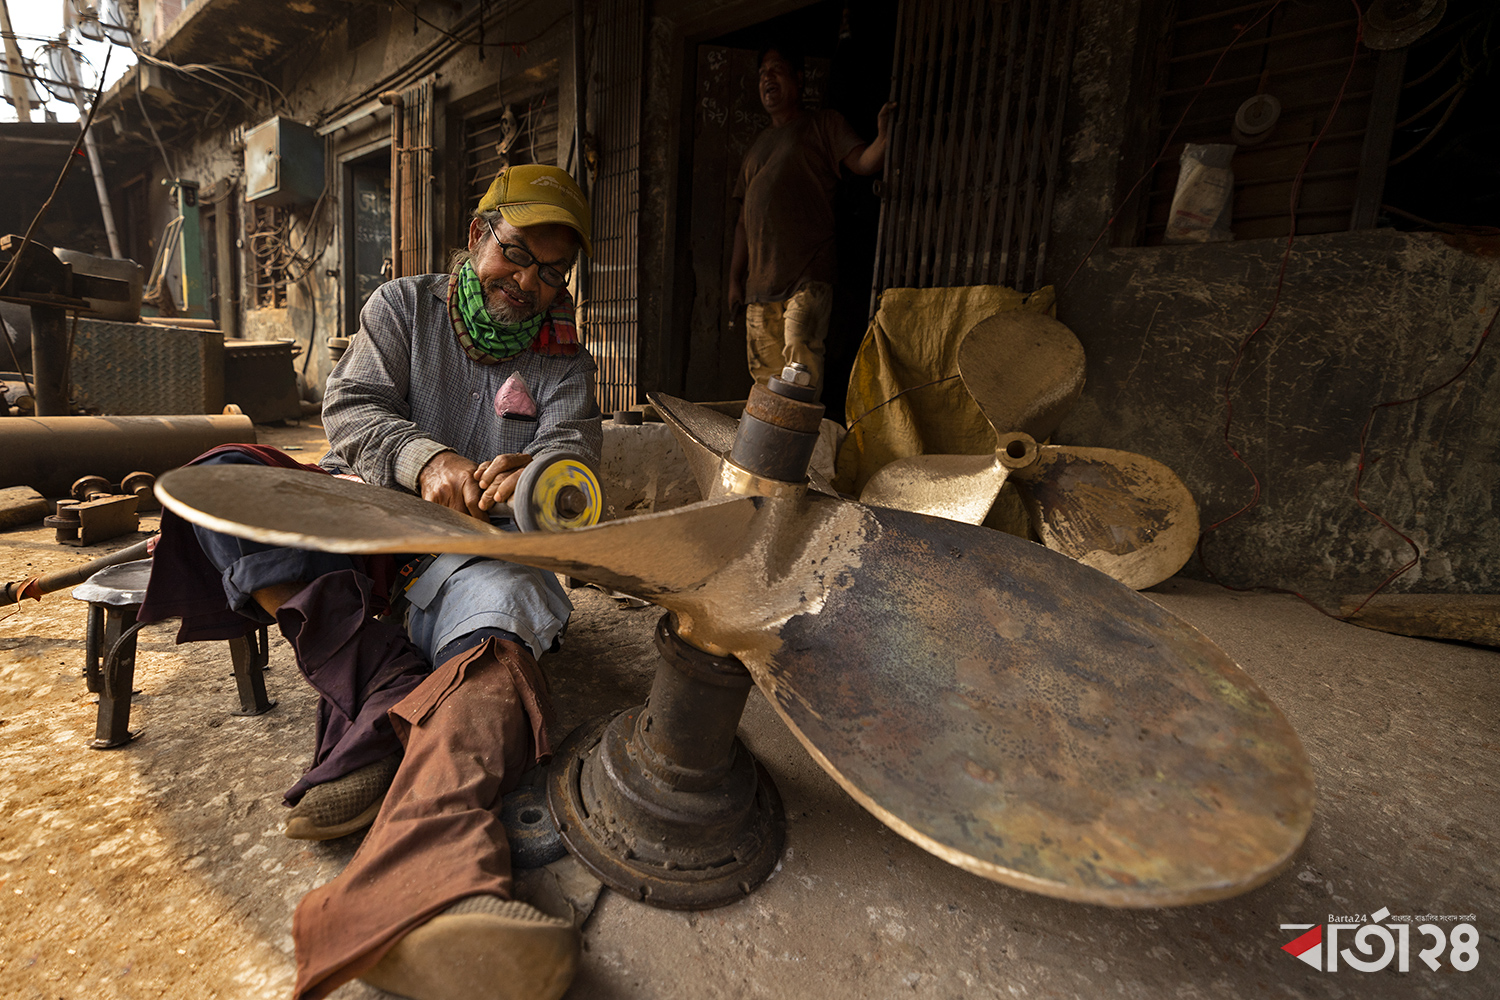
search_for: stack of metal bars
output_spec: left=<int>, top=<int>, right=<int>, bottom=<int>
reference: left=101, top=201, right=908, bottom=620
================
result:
left=871, top=0, right=1081, bottom=306
left=586, top=0, right=644, bottom=414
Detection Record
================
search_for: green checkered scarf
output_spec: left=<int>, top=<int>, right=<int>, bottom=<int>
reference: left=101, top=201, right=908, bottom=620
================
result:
left=450, top=259, right=547, bottom=360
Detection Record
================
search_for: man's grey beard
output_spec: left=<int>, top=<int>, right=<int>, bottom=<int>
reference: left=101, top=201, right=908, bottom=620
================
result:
left=482, top=279, right=539, bottom=325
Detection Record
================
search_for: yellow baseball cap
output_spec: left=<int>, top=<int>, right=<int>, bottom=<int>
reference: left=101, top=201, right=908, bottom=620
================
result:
left=477, top=164, right=593, bottom=257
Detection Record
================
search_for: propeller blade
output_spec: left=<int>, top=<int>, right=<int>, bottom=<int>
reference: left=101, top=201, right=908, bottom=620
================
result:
left=730, top=501, right=1311, bottom=907
left=158, top=454, right=1307, bottom=907
left=649, top=392, right=738, bottom=499
left=1011, top=445, right=1200, bottom=591
left=958, top=311, right=1085, bottom=443
left=156, top=465, right=760, bottom=602
left=858, top=452, right=1007, bottom=524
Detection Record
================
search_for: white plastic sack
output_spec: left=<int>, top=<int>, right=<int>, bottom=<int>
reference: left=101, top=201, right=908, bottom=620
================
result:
left=1164, top=143, right=1235, bottom=243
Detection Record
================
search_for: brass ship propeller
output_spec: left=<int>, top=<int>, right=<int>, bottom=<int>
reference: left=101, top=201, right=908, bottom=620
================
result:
left=860, top=311, right=1200, bottom=590
left=157, top=381, right=1312, bottom=909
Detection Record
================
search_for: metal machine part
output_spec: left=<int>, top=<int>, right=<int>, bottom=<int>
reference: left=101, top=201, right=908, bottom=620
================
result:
left=0, top=414, right=256, bottom=497
left=45, top=494, right=139, bottom=546
left=548, top=613, right=785, bottom=908
left=0, top=236, right=135, bottom=415
left=859, top=311, right=1199, bottom=590
left=499, top=784, right=568, bottom=869
left=155, top=390, right=1315, bottom=909
left=1, top=536, right=153, bottom=607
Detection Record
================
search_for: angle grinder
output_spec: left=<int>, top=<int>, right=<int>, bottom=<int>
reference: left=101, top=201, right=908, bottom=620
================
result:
left=493, top=450, right=603, bottom=533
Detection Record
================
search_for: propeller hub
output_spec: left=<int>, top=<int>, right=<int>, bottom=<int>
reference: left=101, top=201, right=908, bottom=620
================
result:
left=995, top=431, right=1040, bottom=471
left=727, top=381, right=825, bottom=485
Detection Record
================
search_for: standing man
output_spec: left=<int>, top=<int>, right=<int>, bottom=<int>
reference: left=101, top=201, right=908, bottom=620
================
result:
left=139, top=164, right=599, bottom=1000
left=729, top=42, right=894, bottom=397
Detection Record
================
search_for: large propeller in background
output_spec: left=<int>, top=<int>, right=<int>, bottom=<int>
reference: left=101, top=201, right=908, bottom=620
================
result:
left=860, top=311, right=1200, bottom=590
left=157, top=391, right=1312, bottom=908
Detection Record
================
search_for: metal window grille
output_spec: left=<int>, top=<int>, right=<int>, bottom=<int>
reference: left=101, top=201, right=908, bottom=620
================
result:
left=872, top=0, right=1081, bottom=300
left=394, top=79, right=435, bottom=278
left=587, top=0, right=644, bottom=414
left=1140, top=1, right=1386, bottom=243
left=247, top=203, right=290, bottom=309
left=464, top=91, right=561, bottom=210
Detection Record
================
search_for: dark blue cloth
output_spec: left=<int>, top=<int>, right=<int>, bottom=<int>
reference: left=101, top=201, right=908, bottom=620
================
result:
left=189, top=451, right=357, bottom=623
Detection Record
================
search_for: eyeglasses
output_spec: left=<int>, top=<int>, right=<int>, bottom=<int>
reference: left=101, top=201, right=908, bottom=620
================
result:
left=485, top=220, right=572, bottom=288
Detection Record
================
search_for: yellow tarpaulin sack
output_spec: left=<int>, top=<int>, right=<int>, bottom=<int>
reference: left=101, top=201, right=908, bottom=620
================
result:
left=834, top=284, right=1055, bottom=497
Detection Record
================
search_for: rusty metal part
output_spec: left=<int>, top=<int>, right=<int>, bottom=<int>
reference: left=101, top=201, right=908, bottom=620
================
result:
left=501, top=784, right=567, bottom=869
left=71, top=475, right=113, bottom=501
left=730, top=380, right=825, bottom=483
left=121, top=471, right=160, bottom=512
left=45, top=494, right=139, bottom=546
left=0, top=536, right=153, bottom=607
left=157, top=448, right=1314, bottom=907
left=0, top=414, right=256, bottom=497
left=744, top=380, right=823, bottom=430
left=1, top=237, right=134, bottom=416
left=1014, top=446, right=1200, bottom=591
left=547, top=613, right=785, bottom=909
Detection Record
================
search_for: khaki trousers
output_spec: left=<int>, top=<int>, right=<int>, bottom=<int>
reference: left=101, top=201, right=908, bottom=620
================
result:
left=291, top=637, right=553, bottom=1000
left=745, top=280, right=834, bottom=394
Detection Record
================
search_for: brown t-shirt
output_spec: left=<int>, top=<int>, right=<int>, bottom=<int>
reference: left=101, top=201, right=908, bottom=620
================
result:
left=734, top=109, right=863, bottom=302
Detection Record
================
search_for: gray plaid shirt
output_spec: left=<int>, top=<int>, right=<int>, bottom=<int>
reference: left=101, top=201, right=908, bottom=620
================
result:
left=320, top=273, right=602, bottom=490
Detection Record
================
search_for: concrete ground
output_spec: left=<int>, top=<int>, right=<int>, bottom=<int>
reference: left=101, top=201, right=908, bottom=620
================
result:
left=1, top=421, right=1495, bottom=1000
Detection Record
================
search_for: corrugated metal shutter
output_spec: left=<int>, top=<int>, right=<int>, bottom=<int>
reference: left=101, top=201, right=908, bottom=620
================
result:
left=587, top=0, right=644, bottom=413
left=872, top=0, right=1081, bottom=299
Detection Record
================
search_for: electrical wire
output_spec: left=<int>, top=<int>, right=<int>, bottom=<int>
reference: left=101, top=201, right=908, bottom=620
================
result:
left=389, top=0, right=548, bottom=50
left=135, top=77, right=176, bottom=176
left=1343, top=303, right=1497, bottom=619
left=1061, top=0, right=1287, bottom=292
left=1191, top=2, right=1366, bottom=612
left=0, top=45, right=112, bottom=297
left=846, top=375, right=961, bottom=434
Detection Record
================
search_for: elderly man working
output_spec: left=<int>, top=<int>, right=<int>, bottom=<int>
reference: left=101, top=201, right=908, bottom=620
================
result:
left=139, top=164, right=599, bottom=1000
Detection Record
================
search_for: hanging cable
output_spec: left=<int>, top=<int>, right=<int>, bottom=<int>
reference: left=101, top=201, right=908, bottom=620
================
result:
left=0, top=45, right=112, bottom=296
left=1193, top=2, right=1367, bottom=602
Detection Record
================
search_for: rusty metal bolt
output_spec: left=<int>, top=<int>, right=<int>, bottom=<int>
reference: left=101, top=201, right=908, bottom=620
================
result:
left=780, top=363, right=812, bottom=387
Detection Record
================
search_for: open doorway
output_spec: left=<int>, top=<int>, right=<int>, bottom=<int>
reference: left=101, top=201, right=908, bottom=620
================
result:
left=342, top=149, right=392, bottom=338
left=681, top=0, right=897, bottom=418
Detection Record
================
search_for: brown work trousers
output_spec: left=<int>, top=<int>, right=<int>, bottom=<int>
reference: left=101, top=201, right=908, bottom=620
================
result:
left=290, top=636, right=554, bottom=1000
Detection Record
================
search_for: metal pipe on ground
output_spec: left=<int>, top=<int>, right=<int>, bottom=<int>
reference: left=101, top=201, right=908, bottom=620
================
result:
left=0, top=414, right=256, bottom=496
left=0, top=536, right=153, bottom=607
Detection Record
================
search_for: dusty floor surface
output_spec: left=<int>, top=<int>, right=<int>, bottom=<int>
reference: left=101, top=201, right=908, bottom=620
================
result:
left=1, top=421, right=1496, bottom=999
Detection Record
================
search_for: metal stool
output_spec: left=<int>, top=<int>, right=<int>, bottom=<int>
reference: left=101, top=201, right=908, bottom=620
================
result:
left=71, top=559, right=275, bottom=749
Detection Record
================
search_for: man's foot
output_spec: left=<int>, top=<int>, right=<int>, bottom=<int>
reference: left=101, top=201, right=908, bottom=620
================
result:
left=283, top=755, right=400, bottom=841
left=362, top=895, right=579, bottom=1000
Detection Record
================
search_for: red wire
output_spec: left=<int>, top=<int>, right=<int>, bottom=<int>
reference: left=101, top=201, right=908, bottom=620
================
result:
left=1061, top=1, right=1286, bottom=292
left=1343, top=303, right=1497, bottom=618
left=1192, top=2, right=1366, bottom=605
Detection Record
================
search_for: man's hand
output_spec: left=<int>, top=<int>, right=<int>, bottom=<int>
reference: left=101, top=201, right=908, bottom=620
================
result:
left=474, top=452, right=534, bottom=512
left=728, top=274, right=746, bottom=313
left=845, top=103, right=898, bottom=177
left=418, top=450, right=485, bottom=519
